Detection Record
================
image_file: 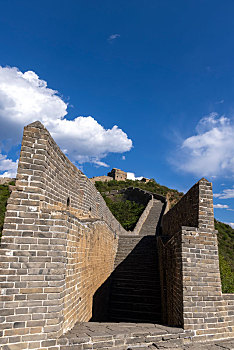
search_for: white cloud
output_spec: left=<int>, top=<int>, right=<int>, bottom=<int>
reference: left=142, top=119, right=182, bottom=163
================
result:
left=50, top=116, right=132, bottom=164
left=174, top=113, right=234, bottom=177
left=127, top=172, right=135, bottom=180
left=93, top=160, right=109, bottom=168
left=108, top=34, right=120, bottom=42
left=126, top=172, right=143, bottom=181
left=213, top=204, right=229, bottom=209
left=227, top=222, right=234, bottom=229
left=0, top=66, right=132, bottom=176
left=214, top=187, right=234, bottom=199
left=0, top=67, right=67, bottom=140
left=122, top=155, right=126, bottom=160
left=0, top=153, right=18, bottom=178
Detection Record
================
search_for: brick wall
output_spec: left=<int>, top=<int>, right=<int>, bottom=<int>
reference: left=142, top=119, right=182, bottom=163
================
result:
left=0, top=121, right=127, bottom=349
left=159, top=179, right=234, bottom=341
left=181, top=226, right=233, bottom=341
left=223, top=294, right=234, bottom=330
left=162, top=181, right=199, bottom=237
left=89, top=175, right=113, bottom=183
left=63, top=217, right=117, bottom=331
left=0, top=177, right=15, bottom=185
left=158, top=232, right=183, bottom=327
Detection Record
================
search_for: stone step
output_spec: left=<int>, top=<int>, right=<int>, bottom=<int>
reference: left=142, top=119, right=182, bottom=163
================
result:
left=111, top=286, right=161, bottom=295
left=115, top=254, right=157, bottom=259
left=110, top=309, right=162, bottom=323
left=114, top=262, right=159, bottom=268
left=111, top=278, right=160, bottom=285
left=114, top=261, right=158, bottom=266
left=110, top=293, right=161, bottom=304
left=112, top=272, right=160, bottom=278
left=110, top=302, right=161, bottom=314
left=109, top=199, right=164, bottom=323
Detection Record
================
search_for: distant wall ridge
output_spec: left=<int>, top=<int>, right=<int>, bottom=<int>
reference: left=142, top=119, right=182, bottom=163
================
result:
left=103, top=187, right=166, bottom=236
left=104, top=186, right=166, bottom=204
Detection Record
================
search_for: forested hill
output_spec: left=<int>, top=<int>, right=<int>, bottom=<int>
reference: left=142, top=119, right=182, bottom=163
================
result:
left=215, top=220, right=234, bottom=293
left=95, top=179, right=184, bottom=207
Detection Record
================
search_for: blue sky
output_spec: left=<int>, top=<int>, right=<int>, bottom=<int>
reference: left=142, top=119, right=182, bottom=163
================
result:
left=0, top=0, right=233, bottom=226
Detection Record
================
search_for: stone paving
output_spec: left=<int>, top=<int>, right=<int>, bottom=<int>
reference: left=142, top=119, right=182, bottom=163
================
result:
left=58, top=322, right=234, bottom=350
left=176, top=339, right=234, bottom=350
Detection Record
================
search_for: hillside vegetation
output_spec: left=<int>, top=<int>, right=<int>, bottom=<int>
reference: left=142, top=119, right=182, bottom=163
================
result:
left=95, top=179, right=183, bottom=231
left=0, top=184, right=11, bottom=237
left=103, top=194, right=145, bottom=231
left=215, top=220, right=234, bottom=293
left=95, top=179, right=184, bottom=207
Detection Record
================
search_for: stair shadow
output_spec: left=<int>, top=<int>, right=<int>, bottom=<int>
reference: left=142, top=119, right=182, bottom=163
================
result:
left=91, top=235, right=162, bottom=324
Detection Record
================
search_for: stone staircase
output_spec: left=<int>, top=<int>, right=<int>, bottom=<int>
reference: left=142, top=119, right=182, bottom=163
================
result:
left=108, top=199, right=164, bottom=323
left=138, top=199, right=163, bottom=236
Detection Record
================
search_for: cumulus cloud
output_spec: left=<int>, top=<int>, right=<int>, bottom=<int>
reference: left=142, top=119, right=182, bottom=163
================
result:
left=108, top=34, right=120, bottom=42
left=50, top=117, right=132, bottom=164
left=0, top=67, right=67, bottom=140
left=126, top=172, right=143, bottom=181
left=213, top=204, right=229, bottom=209
left=0, top=66, right=132, bottom=176
left=227, top=222, right=234, bottom=229
left=127, top=172, right=136, bottom=180
left=214, top=187, right=234, bottom=199
left=0, top=153, right=18, bottom=178
left=174, top=113, right=234, bottom=177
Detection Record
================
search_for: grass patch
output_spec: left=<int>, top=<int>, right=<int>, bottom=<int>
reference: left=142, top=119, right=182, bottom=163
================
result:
left=103, top=194, right=145, bottom=231
left=215, top=219, right=234, bottom=293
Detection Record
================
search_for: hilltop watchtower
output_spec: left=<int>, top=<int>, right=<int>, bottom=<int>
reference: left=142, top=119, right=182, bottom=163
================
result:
left=108, top=168, right=127, bottom=181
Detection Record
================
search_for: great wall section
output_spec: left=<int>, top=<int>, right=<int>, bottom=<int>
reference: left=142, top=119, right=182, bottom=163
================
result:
left=0, top=121, right=233, bottom=350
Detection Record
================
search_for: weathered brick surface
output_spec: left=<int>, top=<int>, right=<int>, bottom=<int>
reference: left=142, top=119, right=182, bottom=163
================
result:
left=158, top=231, right=183, bottom=327
left=0, top=177, right=15, bottom=185
left=162, top=178, right=214, bottom=237
left=0, top=121, right=126, bottom=348
left=160, top=178, right=234, bottom=340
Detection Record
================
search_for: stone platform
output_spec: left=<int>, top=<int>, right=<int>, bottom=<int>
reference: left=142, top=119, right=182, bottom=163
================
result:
left=58, top=322, right=196, bottom=349
left=57, top=321, right=234, bottom=349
